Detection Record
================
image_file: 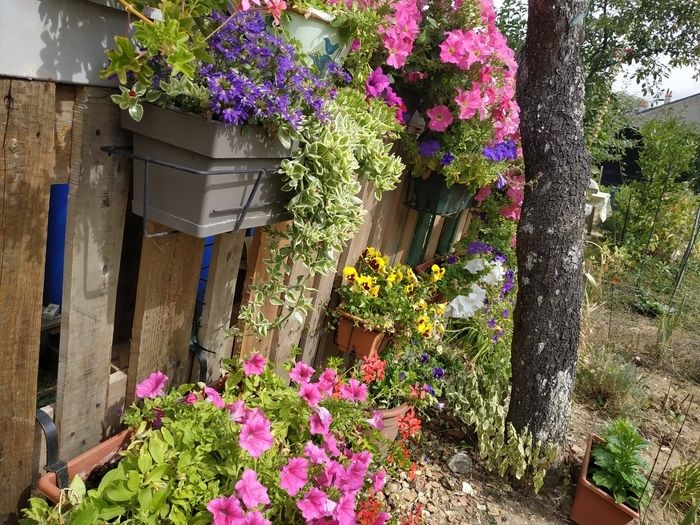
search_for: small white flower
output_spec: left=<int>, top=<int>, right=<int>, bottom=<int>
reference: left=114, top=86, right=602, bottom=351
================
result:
left=464, top=258, right=487, bottom=274
left=481, top=261, right=505, bottom=286
left=444, top=284, right=487, bottom=319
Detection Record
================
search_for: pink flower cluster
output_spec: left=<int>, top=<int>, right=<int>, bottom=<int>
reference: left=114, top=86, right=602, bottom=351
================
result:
left=425, top=0, right=520, bottom=141
left=379, top=0, right=422, bottom=68
left=205, top=357, right=388, bottom=525
left=365, top=67, right=406, bottom=122
left=474, top=172, right=525, bottom=221
left=239, top=0, right=286, bottom=25
left=207, top=469, right=271, bottom=525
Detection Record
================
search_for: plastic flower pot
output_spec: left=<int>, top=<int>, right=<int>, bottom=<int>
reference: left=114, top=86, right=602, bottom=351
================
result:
left=36, top=430, right=132, bottom=504
left=121, top=104, right=295, bottom=238
left=378, top=403, right=410, bottom=442
left=410, top=171, right=473, bottom=216
left=570, top=434, right=640, bottom=525
left=336, top=311, right=390, bottom=359
left=284, top=9, right=350, bottom=74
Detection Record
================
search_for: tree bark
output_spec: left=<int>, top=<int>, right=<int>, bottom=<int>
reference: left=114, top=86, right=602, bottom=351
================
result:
left=506, top=0, right=590, bottom=446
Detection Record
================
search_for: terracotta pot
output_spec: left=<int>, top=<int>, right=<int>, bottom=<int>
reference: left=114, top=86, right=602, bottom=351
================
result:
left=336, top=311, right=389, bottom=359
left=36, top=430, right=132, bottom=504
left=570, top=434, right=640, bottom=525
left=378, top=404, right=410, bottom=442
left=414, top=257, right=442, bottom=276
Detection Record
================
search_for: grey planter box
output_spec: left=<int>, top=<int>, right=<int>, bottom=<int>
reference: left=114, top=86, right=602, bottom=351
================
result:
left=121, top=104, right=294, bottom=237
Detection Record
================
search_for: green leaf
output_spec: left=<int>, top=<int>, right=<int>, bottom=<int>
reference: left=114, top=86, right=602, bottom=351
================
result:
left=149, top=436, right=166, bottom=464
left=129, top=103, right=144, bottom=122
left=101, top=36, right=141, bottom=84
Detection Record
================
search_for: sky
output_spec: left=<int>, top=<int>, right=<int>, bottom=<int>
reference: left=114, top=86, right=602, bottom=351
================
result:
left=491, top=0, right=700, bottom=105
left=614, top=65, right=700, bottom=104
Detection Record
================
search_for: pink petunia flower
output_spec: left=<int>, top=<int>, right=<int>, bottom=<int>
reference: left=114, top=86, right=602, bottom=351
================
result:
left=264, top=0, right=286, bottom=25
left=317, top=368, right=337, bottom=396
left=500, top=203, right=521, bottom=221
left=365, top=67, right=390, bottom=98
left=333, top=492, right=356, bottom=525
left=351, top=39, right=361, bottom=51
left=340, top=379, right=368, bottom=402
left=309, top=406, right=333, bottom=435
left=304, top=442, right=329, bottom=465
left=135, top=370, right=168, bottom=399
left=227, top=399, right=248, bottom=423
left=406, top=71, right=428, bottom=83
left=297, top=488, right=331, bottom=521
left=243, top=511, right=270, bottom=525
left=375, top=512, right=391, bottom=525
left=336, top=458, right=369, bottom=492
left=239, top=410, right=274, bottom=458
left=243, top=353, right=267, bottom=376
left=289, top=362, right=316, bottom=384
left=366, top=411, right=384, bottom=431
left=372, top=470, right=387, bottom=491
left=183, top=392, right=198, bottom=405
left=279, top=457, right=309, bottom=496
left=474, top=186, right=492, bottom=203
left=204, top=386, right=225, bottom=409
left=299, top=382, right=321, bottom=407
left=323, top=434, right=342, bottom=457
left=425, top=105, right=453, bottom=132
left=235, top=469, right=270, bottom=509
left=207, top=495, right=244, bottom=525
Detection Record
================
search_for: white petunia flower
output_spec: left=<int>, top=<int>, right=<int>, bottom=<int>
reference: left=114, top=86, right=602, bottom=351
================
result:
left=481, top=261, right=505, bottom=286
left=444, top=284, right=487, bottom=319
left=464, top=258, right=488, bottom=274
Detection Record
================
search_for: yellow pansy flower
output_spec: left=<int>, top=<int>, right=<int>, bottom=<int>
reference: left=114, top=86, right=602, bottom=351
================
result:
left=430, top=264, right=445, bottom=282
left=343, top=266, right=358, bottom=282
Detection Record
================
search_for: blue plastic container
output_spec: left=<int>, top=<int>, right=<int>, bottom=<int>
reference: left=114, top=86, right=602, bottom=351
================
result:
left=43, top=184, right=69, bottom=306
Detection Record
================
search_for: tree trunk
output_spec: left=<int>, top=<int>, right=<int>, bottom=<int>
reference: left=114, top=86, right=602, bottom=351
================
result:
left=506, top=0, right=590, bottom=446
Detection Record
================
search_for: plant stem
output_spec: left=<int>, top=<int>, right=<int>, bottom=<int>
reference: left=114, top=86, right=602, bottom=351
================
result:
left=118, top=0, right=154, bottom=25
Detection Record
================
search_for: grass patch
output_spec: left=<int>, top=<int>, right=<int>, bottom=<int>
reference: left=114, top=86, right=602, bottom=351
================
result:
left=576, top=347, right=648, bottom=419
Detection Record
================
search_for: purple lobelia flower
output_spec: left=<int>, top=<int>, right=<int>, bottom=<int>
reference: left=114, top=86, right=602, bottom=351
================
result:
left=440, top=152, right=456, bottom=166
left=418, top=139, right=441, bottom=157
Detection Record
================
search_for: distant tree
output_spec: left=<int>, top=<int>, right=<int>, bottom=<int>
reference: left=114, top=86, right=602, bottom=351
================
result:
left=497, top=0, right=700, bottom=164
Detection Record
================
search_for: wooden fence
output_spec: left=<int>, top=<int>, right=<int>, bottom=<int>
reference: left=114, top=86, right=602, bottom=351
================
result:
left=0, top=79, right=470, bottom=522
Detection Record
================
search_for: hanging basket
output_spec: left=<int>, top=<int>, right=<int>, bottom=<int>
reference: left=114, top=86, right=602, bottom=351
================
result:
left=120, top=104, right=295, bottom=238
left=406, top=171, right=473, bottom=216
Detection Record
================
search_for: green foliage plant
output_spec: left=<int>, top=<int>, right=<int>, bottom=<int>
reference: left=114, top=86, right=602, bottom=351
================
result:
left=590, top=418, right=653, bottom=510
left=666, top=459, right=700, bottom=510
left=21, top=355, right=398, bottom=524
left=336, top=246, right=445, bottom=339
left=576, top=347, right=648, bottom=419
left=102, top=1, right=405, bottom=336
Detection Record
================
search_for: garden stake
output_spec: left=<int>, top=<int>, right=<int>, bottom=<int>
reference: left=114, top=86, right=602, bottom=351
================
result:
left=641, top=391, right=696, bottom=523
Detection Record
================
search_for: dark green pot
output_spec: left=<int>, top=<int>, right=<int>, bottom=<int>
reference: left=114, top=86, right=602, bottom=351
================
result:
left=411, top=172, right=472, bottom=216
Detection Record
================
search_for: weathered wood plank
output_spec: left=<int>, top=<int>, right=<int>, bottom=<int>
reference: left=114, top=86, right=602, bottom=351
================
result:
left=199, top=230, right=244, bottom=380
left=268, top=260, right=310, bottom=374
left=424, top=215, right=445, bottom=261
left=126, top=226, right=204, bottom=404
left=235, top=223, right=289, bottom=359
left=53, top=84, right=76, bottom=184
left=54, top=87, right=130, bottom=459
left=0, top=79, right=55, bottom=523
left=299, top=182, right=379, bottom=364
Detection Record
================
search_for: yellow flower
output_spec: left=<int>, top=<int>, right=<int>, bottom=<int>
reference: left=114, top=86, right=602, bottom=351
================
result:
left=430, top=264, right=445, bottom=282
left=415, top=299, right=427, bottom=311
left=369, top=285, right=380, bottom=298
left=431, top=303, right=447, bottom=316
left=404, top=284, right=414, bottom=294
left=353, top=274, right=376, bottom=295
left=406, top=268, right=418, bottom=283
left=343, top=266, right=358, bottom=283
left=416, top=318, right=433, bottom=338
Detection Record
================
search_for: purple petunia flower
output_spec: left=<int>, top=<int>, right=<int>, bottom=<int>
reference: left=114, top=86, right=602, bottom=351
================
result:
left=487, top=318, right=497, bottom=328
left=467, top=241, right=493, bottom=255
left=432, top=367, right=445, bottom=379
left=446, top=254, right=458, bottom=264
left=440, top=152, right=456, bottom=166
left=420, top=352, right=430, bottom=364
left=418, top=139, right=441, bottom=157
